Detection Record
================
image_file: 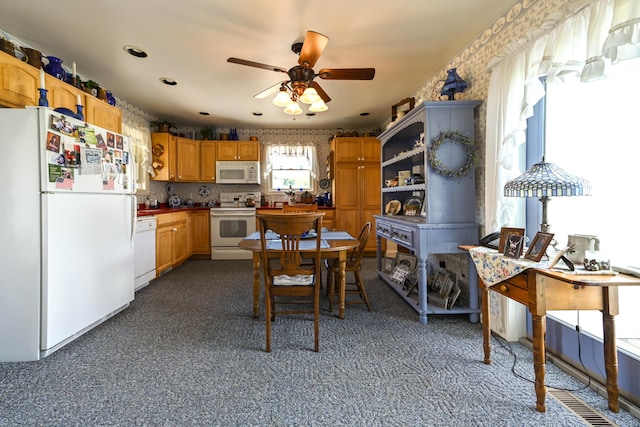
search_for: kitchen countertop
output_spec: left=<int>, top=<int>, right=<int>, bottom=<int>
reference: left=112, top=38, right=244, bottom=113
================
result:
left=137, top=205, right=335, bottom=217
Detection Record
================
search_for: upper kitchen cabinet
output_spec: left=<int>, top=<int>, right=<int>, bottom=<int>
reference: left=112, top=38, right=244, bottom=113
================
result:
left=150, top=134, right=202, bottom=182
left=332, top=137, right=380, bottom=163
left=0, top=52, right=39, bottom=107
left=200, top=140, right=217, bottom=182
left=0, top=51, right=122, bottom=133
left=217, top=140, right=260, bottom=161
left=84, top=96, right=122, bottom=133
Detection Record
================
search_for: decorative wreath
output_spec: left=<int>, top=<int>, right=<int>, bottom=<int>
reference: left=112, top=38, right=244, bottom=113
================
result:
left=428, top=130, right=475, bottom=178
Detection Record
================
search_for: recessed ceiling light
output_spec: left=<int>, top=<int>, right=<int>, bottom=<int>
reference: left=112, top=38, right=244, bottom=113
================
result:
left=159, top=77, right=177, bottom=86
left=359, top=112, right=370, bottom=116
left=199, top=112, right=210, bottom=116
left=252, top=112, right=263, bottom=116
left=123, top=45, right=148, bottom=58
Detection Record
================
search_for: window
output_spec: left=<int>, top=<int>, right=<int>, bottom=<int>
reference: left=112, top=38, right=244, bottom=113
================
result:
left=264, top=145, right=318, bottom=193
left=529, top=60, right=640, bottom=354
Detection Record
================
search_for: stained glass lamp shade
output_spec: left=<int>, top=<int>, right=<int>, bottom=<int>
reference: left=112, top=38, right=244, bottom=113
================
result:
left=504, top=158, right=591, bottom=232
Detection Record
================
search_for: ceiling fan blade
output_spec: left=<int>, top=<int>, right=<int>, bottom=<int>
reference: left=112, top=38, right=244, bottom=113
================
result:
left=254, top=81, right=289, bottom=99
left=298, top=31, right=329, bottom=69
left=312, top=82, right=331, bottom=103
left=318, top=68, right=376, bottom=80
left=227, top=57, right=288, bottom=74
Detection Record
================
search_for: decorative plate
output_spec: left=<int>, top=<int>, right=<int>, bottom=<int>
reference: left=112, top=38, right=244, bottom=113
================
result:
left=169, top=195, right=181, bottom=208
left=152, top=144, right=164, bottom=156
left=165, top=183, right=174, bottom=194
left=319, top=178, right=331, bottom=190
left=198, top=185, right=211, bottom=198
left=385, top=200, right=402, bottom=216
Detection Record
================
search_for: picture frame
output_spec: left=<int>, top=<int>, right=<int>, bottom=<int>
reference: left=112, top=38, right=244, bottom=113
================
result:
left=390, top=264, right=411, bottom=284
left=499, top=227, right=525, bottom=252
left=524, top=232, right=555, bottom=262
left=503, top=234, right=525, bottom=259
left=381, top=257, right=395, bottom=274
left=432, top=270, right=448, bottom=292
left=395, top=252, right=417, bottom=274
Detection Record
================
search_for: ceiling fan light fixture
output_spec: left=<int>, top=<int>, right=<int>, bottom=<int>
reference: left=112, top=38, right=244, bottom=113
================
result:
left=299, top=87, right=320, bottom=104
left=273, top=88, right=294, bottom=107
left=284, top=102, right=303, bottom=115
left=309, top=99, right=328, bottom=112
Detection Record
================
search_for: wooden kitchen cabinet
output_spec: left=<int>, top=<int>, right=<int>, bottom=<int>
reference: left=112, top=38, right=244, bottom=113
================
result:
left=0, top=51, right=39, bottom=108
left=331, top=136, right=381, bottom=255
left=200, top=140, right=217, bottom=182
left=150, top=133, right=176, bottom=181
left=156, top=212, right=188, bottom=275
left=84, top=96, right=122, bottom=133
left=188, top=210, right=211, bottom=257
left=217, top=140, right=260, bottom=161
left=175, top=137, right=200, bottom=181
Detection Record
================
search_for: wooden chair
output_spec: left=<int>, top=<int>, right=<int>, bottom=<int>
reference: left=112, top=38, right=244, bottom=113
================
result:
left=282, top=203, right=318, bottom=213
left=325, top=222, right=372, bottom=312
left=257, top=212, right=324, bottom=352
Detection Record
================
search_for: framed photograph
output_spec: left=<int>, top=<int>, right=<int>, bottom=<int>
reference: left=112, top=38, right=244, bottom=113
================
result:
left=499, top=227, right=525, bottom=252
left=503, top=234, right=525, bottom=259
left=390, top=264, right=411, bottom=284
left=381, top=257, right=395, bottom=273
left=432, top=270, right=448, bottom=292
left=395, top=253, right=417, bottom=274
left=524, top=232, right=555, bottom=262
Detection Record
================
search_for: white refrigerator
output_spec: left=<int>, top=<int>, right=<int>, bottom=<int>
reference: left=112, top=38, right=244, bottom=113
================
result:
left=0, top=107, right=136, bottom=362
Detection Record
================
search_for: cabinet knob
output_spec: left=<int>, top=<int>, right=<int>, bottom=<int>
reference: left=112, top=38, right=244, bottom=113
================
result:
left=172, top=228, right=177, bottom=232
left=499, top=284, right=508, bottom=292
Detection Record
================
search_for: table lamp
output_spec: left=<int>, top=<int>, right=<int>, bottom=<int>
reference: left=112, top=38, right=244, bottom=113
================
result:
left=503, top=157, right=591, bottom=232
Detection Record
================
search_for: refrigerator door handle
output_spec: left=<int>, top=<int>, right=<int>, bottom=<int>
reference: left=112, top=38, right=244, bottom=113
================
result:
left=130, top=195, right=137, bottom=247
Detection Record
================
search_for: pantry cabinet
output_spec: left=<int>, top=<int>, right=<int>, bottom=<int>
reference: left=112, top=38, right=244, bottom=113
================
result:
left=156, top=212, right=188, bottom=275
left=217, top=140, right=260, bottom=161
left=331, top=137, right=380, bottom=254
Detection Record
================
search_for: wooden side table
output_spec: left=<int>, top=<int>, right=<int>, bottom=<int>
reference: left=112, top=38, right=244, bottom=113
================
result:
left=462, top=245, right=640, bottom=412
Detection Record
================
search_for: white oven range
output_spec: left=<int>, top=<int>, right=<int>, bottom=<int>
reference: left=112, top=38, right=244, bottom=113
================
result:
left=210, top=192, right=260, bottom=260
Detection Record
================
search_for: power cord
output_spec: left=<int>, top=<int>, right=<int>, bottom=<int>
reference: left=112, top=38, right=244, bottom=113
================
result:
left=490, top=321, right=591, bottom=392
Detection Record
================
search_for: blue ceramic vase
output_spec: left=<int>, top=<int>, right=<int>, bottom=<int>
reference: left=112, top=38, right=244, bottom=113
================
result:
left=44, top=56, right=65, bottom=80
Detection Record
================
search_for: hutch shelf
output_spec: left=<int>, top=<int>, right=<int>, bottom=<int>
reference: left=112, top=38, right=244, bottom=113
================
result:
left=374, top=100, right=481, bottom=324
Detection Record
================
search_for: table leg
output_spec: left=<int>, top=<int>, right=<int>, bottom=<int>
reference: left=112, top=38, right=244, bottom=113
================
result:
left=602, top=285, right=620, bottom=412
left=252, top=252, right=261, bottom=319
left=532, top=314, right=547, bottom=412
left=481, top=283, right=491, bottom=365
left=337, top=250, right=346, bottom=320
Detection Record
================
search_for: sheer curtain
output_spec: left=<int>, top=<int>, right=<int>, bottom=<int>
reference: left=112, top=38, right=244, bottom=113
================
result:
left=262, top=143, right=319, bottom=180
left=484, top=0, right=640, bottom=232
left=122, top=123, right=152, bottom=193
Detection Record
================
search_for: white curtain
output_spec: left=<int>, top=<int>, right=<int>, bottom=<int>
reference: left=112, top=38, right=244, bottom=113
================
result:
left=262, top=144, right=319, bottom=179
left=121, top=123, right=153, bottom=191
left=484, top=0, right=640, bottom=233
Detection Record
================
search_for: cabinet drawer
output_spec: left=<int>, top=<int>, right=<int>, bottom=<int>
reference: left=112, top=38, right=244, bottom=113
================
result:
left=504, top=273, right=528, bottom=291
left=492, top=281, right=528, bottom=305
left=156, top=211, right=188, bottom=226
left=391, top=224, right=414, bottom=247
left=376, top=220, right=392, bottom=238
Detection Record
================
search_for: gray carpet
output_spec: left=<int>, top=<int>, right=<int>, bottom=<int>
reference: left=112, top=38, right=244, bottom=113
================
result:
left=1, top=258, right=638, bottom=426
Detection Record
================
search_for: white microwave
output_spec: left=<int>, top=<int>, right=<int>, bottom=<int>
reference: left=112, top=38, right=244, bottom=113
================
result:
left=216, top=161, right=261, bottom=184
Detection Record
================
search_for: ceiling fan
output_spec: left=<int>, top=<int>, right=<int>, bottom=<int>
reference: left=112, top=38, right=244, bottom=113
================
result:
left=227, top=30, right=375, bottom=114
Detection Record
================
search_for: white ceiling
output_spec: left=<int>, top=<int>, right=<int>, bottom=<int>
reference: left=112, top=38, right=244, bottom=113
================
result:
left=0, top=0, right=515, bottom=129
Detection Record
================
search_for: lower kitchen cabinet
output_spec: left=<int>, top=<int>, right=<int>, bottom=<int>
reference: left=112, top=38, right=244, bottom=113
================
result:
left=188, top=210, right=211, bottom=257
left=156, top=212, right=188, bottom=275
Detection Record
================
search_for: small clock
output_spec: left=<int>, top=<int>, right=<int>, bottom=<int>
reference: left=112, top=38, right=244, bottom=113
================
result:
left=319, top=178, right=331, bottom=190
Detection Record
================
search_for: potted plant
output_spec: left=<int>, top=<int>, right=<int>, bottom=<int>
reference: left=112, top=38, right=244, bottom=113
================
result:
left=150, top=119, right=176, bottom=133
left=200, top=126, right=214, bottom=140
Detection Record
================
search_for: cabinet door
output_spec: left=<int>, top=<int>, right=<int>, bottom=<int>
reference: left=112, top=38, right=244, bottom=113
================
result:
left=84, top=96, right=121, bottom=133
left=150, top=133, right=176, bottom=181
left=333, top=137, right=362, bottom=162
left=46, top=76, right=84, bottom=111
left=217, top=141, right=238, bottom=160
left=237, top=141, right=259, bottom=160
left=200, top=141, right=217, bottom=181
left=173, top=221, right=188, bottom=265
left=0, top=53, right=39, bottom=107
left=156, top=226, right=173, bottom=274
left=361, top=138, right=381, bottom=163
left=334, top=163, right=359, bottom=210
left=176, top=137, right=200, bottom=181
left=189, top=211, right=211, bottom=255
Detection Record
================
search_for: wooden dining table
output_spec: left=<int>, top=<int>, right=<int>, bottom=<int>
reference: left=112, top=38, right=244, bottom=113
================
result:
left=238, top=230, right=359, bottom=320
